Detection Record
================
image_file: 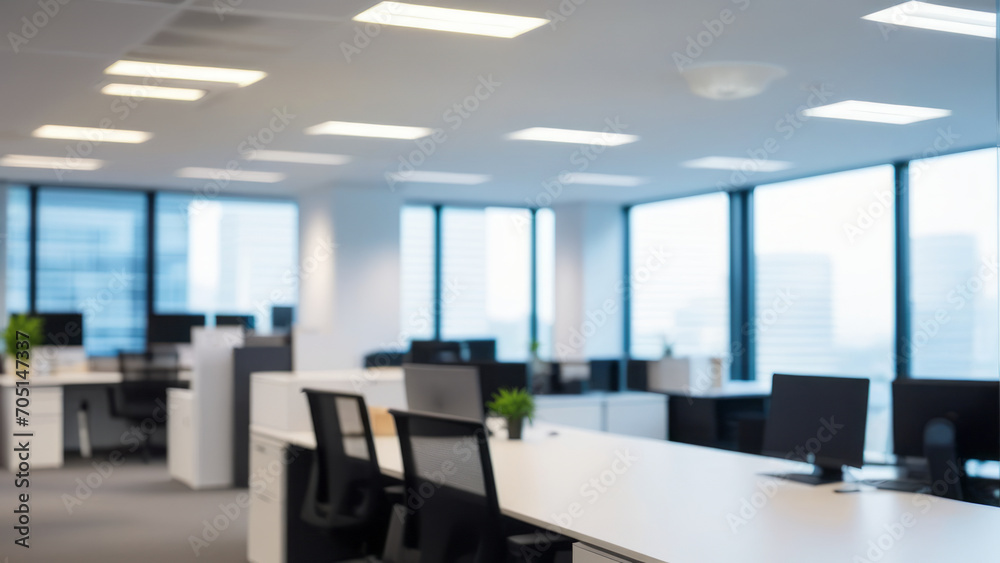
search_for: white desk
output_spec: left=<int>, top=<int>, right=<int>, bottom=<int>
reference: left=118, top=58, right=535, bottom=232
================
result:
left=250, top=421, right=1000, bottom=563
left=0, top=370, right=191, bottom=472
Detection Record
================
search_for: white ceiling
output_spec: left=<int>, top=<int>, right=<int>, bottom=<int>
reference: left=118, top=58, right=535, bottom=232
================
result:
left=0, top=0, right=995, bottom=205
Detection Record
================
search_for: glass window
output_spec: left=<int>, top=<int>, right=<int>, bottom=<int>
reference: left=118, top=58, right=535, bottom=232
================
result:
left=5, top=186, right=31, bottom=314
left=399, top=206, right=436, bottom=344
left=441, top=207, right=532, bottom=361
left=155, top=193, right=298, bottom=332
left=36, top=188, right=148, bottom=355
left=909, top=148, right=999, bottom=379
left=535, top=208, right=556, bottom=359
left=629, top=193, right=730, bottom=360
left=755, top=165, right=895, bottom=453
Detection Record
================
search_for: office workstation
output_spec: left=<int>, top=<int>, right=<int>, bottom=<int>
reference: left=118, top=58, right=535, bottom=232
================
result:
left=0, top=0, right=998, bottom=562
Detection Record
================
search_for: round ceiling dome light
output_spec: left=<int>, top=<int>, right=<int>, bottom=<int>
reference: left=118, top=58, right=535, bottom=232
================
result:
left=680, top=61, right=788, bottom=100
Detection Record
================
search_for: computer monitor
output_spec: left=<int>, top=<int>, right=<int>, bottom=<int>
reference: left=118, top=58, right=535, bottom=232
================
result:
left=476, top=362, right=529, bottom=410
left=404, top=364, right=484, bottom=421
left=408, top=340, right=462, bottom=364
left=272, top=306, right=294, bottom=331
left=589, top=359, right=620, bottom=392
left=893, top=379, right=1000, bottom=462
left=762, top=374, right=870, bottom=485
left=464, top=339, right=497, bottom=363
left=37, top=313, right=84, bottom=346
left=148, top=314, right=206, bottom=344
left=216, top=314, right=256, bottom=331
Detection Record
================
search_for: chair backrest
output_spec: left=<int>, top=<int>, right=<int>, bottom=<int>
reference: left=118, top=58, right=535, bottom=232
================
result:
left=925, top=417, right=964, bottom=501
left=302, top=390, right=385, bottom=530
left=390, top=409, right=504, bottom=563
left=106, top=380, right=172, bottom=419
left=118, top=350, right=179, bottom=382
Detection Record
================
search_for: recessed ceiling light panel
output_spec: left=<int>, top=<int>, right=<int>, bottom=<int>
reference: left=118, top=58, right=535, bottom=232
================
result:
left=683, top=156, right=793, bottom=172
left=0, top=154, right=105, bottom=170
left=33, top=125, right=153, bottom=144
left=388, top=170, right=491, bottom=184
left=305, top=121, right=433, bottom=140
left=176, top=167, right=285, bottom=183
left=354, top=1, right=548, bottom=38
left=863, top=1, right=995, bottom=38
left=105, top=60, right=267, bottom=87
left=802, top=100, right=951, bottom=124
left=506, top=127, right=639, bottom=146
left=561, top=173, right=648, bottom=187
left=246, top=150, right=352, bottom=165
left=101, top=83, right=206, bottom=101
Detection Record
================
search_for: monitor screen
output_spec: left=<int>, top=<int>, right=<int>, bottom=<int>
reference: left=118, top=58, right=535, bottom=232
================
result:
left=216, top=314, right=255, bottom=330
left=404, top=364, right=483, bottom=421
left=38, top=313, right=84, bottom=346
left=464, top=340, right=497, bottom=362
left=589, top=359, right=620, bottom=391
left=408, top=340, right=462, bottom=364
left=893, top=379, right=999, bottom=461
left=272, top=306, right=294, bottom=330
left=763, top=374, right=870, bottom=470
left=148, top=314, right=206, bottom=344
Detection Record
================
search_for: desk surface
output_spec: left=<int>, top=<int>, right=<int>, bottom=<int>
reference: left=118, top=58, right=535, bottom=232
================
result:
left=251, top=422, right=1000, bottom=563
left=0, top=370, right=192, bottom=387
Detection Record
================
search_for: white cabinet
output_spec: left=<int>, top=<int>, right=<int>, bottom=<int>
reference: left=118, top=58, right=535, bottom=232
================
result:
left=247, top=432, right=287, bottom=563
left=534, top=392, right=667, bottom=440
left=167, top=388, right=195, bottom=486
left=535, top=395, right=604, bottom=431
left=606, top=393, right=667, bottom=440
left=1, top=386, right=63, bottom=471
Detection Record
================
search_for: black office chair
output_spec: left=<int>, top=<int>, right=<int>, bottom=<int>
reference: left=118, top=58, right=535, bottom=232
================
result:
left=389, top=410, right=572, bottom=563
left=107, top=351, right=182, bottom=462
left=301, top=390, right=393, bottom=560
left=924, top=418, right=964, bottom=501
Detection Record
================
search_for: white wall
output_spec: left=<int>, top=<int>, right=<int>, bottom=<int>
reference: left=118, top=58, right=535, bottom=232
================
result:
left=553, top=203, right=626, bottom=361
left=296, top=187, right=402, bottom=369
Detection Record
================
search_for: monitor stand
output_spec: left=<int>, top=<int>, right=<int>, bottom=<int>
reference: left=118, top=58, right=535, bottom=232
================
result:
left=765, top=465, right=844, bottom=486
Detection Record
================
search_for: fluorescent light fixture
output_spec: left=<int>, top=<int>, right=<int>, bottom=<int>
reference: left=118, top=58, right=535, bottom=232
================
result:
left=305, top=120, right=433, bottom=140
left=388, top=170, right=490, bottom=184
left=506, top=127, right=639, bottom=146
left=246, top=150, right=352, bottom=165
left=683, top=156, right=793, bottom=172
left=863, top=1, right=995, bottom=39
left=0, top=154, right=105, bottom=171
left=561, top=173, right=648, bottom=187
left=176, top=167, right=285, bottom=183
left=802, top=100, right=951, bottom=124
left=353, top=1, right=548, bottom=38
left=101, top=83, right=206, bottom=101
left=104, top=60, right=266, bottom=87
left=32, top=124, right=152, bottom=144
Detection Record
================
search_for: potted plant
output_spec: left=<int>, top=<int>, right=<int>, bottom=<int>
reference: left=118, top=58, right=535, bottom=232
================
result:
left=486, top=387, right=535, bottom=440
left=3, top=315, right=44, bottom=377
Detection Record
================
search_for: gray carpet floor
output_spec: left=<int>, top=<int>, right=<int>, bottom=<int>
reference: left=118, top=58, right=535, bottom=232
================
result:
left=1, top=454, right=249, bottom=563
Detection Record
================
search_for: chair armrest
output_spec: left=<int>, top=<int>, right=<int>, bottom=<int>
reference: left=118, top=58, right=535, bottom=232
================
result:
left=507, top=531, right=574, bottom=563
